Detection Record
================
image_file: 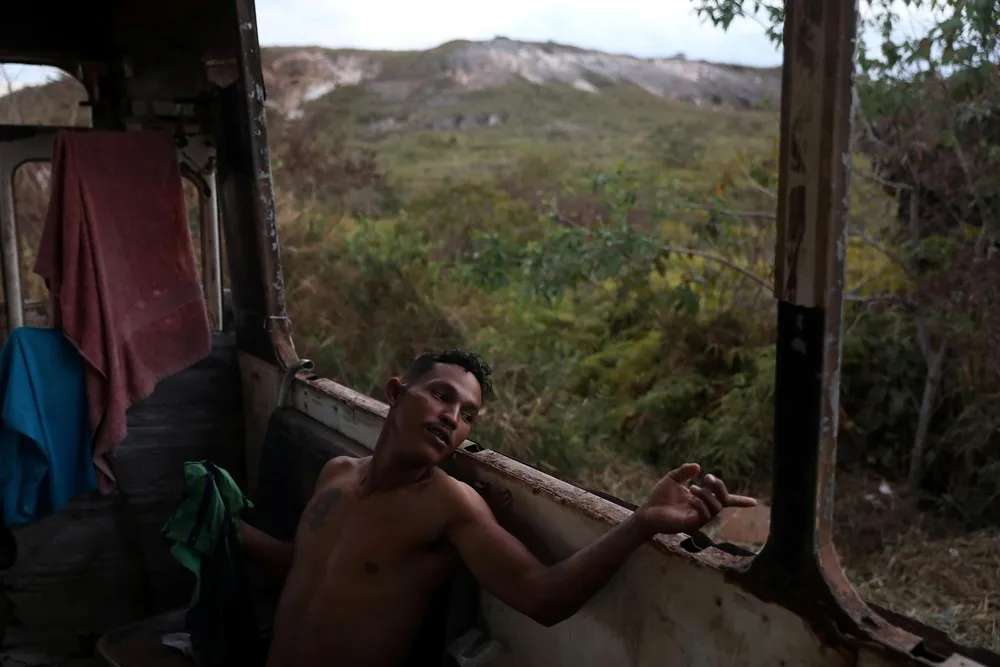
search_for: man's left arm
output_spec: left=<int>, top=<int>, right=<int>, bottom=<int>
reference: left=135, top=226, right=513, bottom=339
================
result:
left=446, top=463, right=756, bottom=628
left=237, top=455, right=353, bottom=583
left=447, top=483, right=654, bottom=627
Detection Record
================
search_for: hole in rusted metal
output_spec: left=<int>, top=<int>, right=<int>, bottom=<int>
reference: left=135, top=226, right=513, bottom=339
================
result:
left=710, top=541, right=757, bottom=558
left=678, top=537, right=705, bottom=553
left=911, top=640, right=948, bottom=663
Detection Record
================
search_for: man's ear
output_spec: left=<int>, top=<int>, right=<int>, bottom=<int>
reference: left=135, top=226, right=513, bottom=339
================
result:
left=386, top=377, right=405, bottom=406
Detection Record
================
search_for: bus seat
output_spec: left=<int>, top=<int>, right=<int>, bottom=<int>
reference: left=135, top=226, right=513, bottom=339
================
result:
left=243, top=407, right=362, bottom=542
left=95, top=608, right=191, bottom=667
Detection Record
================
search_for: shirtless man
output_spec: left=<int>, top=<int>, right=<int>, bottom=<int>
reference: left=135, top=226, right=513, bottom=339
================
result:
left=240, top=349, right=757, bottom=667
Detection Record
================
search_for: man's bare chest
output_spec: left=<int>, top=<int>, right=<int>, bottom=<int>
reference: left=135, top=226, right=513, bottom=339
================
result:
left=297, top=484, right=453, bottom=578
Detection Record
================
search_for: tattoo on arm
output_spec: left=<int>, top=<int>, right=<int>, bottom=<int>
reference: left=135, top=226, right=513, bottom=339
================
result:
left=304, top=488, right=342, bottom=530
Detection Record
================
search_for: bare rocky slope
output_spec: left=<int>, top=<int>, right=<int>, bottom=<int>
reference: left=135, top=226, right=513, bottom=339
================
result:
left=261, top=37, right=782, bottom=130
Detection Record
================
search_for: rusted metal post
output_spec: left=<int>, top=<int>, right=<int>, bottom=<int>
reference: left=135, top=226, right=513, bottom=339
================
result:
left=200, top=169, right=223, bottom=329
left=232, top=0, right=297, bottom=366
left=751, top=0, right=857, bottom=575
left=735, top=8, right=932, bottom=650
left=0, top=162, right=24, bottom=333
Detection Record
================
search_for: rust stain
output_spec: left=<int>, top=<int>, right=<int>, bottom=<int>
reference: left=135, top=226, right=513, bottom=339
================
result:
left=784, top=183, right=807, bottom=300
left=233, top=0, right=298, bottom=368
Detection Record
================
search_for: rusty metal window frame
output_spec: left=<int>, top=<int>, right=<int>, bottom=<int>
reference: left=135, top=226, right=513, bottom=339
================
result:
left=199, top=169, right=224, bottom=331
left=3, top=159, right=54, bottom=332
left=731, top=0, right=946, bottom=657
left=178, top=139, right=225, bottom=331
left=0, top=154, right=31, bottom=335
left=0, top=129, right=225, bottom=338
left=0, top=178, right=22, bottom=331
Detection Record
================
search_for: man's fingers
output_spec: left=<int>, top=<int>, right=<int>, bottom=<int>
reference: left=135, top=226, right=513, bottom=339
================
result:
left=667, top=463, right=701, bottom=484
left=688, top=496, right=713, bottom=523
left=702, top=474, right=729, bottom=503
left=703, top=474, right=758, bottom=508
left=726, top=494, right=759, bottom=508
left=691, top=485, right=722, bottom=516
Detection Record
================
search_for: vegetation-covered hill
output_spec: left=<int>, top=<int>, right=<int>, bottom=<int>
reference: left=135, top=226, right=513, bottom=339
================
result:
left=261, top=39, right=781, bottom=193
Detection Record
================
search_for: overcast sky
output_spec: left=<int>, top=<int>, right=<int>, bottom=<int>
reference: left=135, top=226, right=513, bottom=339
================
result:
left=256, top=0, right=783, bottom=66
left=254, top=0, right=937, bottom=65
left=3, top=0, right=937, bottom=90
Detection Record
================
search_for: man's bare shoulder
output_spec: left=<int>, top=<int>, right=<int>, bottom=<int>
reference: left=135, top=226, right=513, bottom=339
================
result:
left=430, top=472, right=498, bottom=524
left=296, top=457, right=366, bottom=534
left=295, top=459, right=353, bottom=535
left=314, top=455, right=367, bottom=491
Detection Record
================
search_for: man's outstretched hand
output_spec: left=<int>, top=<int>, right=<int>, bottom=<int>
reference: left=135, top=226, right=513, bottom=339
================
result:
left=635, top=463, right=757, bottom=536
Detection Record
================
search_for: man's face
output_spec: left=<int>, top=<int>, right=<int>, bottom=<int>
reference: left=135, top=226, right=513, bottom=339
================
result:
left=387, top=363, right=483, bottom=465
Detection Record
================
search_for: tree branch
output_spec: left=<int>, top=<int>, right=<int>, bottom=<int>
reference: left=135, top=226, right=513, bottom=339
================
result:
left=952, top=137, right=997, bottom=261
left=692, top=205, right=776, bottom=220
left=848, top=229, right=909, bottom=269
left=551, top=213, right=775, bottom=294
left=658, top=244, right=774, bottom=293
left=908, top=326, right=947, bottom=489
left=739, top=162, right=778, bottom=200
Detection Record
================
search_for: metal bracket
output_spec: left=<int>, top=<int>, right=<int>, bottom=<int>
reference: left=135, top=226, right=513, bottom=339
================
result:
left=276, top=358, right=313, bottom=409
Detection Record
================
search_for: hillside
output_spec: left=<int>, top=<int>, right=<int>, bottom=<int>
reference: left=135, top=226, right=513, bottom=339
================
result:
left=260, top=39, right=782, bottom=191
left=262, top=38, right=782, bottom=121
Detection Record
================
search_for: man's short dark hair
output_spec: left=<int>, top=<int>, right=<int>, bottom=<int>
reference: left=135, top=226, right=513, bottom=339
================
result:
left=404, top=349, right=493, bottom=398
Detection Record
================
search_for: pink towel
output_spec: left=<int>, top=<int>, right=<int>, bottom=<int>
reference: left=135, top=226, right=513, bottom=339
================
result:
left=34, top=130, right=211, bottom=492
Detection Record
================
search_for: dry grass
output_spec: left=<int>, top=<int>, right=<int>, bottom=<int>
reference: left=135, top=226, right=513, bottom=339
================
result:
left=851, top=525, right=1000, bottom=650
left=835, top=472, right=1000, bottom=651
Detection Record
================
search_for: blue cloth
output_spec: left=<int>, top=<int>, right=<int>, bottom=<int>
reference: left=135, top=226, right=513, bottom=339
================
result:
left=0, top=327, right=96, bottom=528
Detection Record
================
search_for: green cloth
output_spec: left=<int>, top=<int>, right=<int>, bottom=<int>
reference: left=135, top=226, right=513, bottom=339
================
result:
left=162, top=460, right=250, bottom=603
left=162, top=461, right=261, bottom=667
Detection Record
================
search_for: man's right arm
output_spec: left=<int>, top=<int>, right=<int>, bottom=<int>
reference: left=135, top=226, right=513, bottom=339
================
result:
left=238, top=456, right=353, bottom=582
left=239, top=521, right=295, bottom=583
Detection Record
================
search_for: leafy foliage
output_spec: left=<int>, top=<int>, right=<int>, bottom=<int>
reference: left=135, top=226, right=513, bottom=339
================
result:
left=694, top=0, right=999, bottom=76
left=273, top=101, right=1000, bottom=526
